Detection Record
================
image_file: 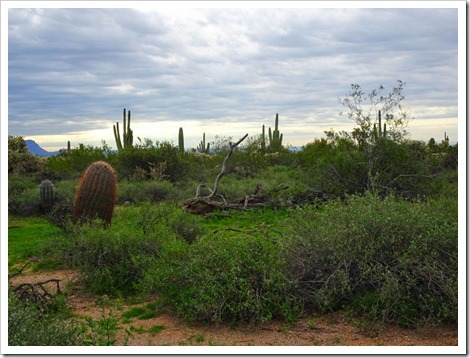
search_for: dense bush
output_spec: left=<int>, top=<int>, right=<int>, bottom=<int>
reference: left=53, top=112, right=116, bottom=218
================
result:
left=46, top=143, right=116, bottom=180
left=298, top=137, right=367, bottom=197
left=140, top=229, right=300, bottom=324
left=117, top=179, right=177, bottom=204
left=43, top=203, right=204, bottom=295
left=299, top=137, right=451, bottom=199
left=115, top=140, right=189, bottom=182
left=8, top=136, right=47, bottom=176
left=8, top=288, right=83, bottom=346
left=286, top=193, right=458, bottom=327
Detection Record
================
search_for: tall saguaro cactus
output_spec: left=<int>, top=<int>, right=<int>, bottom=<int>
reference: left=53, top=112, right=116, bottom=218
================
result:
left=261, top=125, right=266, bottom=152
left=197, top=133, right=210, bottom=154
left=268, top=113, right=283, bottom=151
left=72, top=161, right=118, bottom=227
left=373, top=110, right=387, bottom=141
left=113, top=108, right=133, bottom=151
left=178, top=127, right=185, bottom=154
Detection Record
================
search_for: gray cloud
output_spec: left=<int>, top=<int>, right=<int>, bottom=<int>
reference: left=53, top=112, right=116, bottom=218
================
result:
left=7, top=6, right=459, bottom=148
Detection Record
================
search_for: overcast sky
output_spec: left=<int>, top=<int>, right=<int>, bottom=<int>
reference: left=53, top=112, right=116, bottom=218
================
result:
left=5, top=2, right=462, bottom=151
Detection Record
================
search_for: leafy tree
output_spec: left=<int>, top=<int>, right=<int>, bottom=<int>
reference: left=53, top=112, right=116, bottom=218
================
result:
left=8, top=135, right=45, bottom=175
left=337, top=80, right=412, bottom=146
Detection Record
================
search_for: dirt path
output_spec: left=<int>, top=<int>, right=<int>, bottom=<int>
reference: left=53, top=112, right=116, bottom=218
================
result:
left=9, top=269, right=458, bottom=347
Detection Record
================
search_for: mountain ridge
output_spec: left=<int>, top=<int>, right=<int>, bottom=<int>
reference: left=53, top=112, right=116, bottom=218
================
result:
left=25, top=140, right=61, bottom=157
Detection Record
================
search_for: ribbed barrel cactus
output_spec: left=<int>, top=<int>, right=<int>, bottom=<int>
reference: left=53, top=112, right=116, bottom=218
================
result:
left=72, top=161, right=118, bottom=227
left=39, top=179, right=56, bottom=210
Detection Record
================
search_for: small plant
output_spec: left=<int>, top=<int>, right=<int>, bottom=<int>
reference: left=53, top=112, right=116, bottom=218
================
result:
left=83, top=296, right=121, bottom=346
left=306, top=317, right=317, bottom=330
left=72, top=161, right=118, bottom=227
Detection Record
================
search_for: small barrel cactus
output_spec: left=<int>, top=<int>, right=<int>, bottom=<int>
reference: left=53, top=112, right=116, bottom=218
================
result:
left=72, top=161, right=118, bottom=227
left=39, top=179, right=56, bottom=210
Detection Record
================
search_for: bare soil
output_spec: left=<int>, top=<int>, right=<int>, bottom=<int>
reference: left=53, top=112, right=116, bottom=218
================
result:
left=9, top=269, right=458, bottom=347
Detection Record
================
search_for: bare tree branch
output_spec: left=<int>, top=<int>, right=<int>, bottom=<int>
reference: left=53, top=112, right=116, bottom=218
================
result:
left=208, top=133, right=248, bottom=200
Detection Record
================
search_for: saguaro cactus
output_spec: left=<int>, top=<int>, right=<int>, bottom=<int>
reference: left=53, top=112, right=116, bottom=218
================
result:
left=178, top=127, right=185, bottom=154
left=39, top=179, right=56, bottom=210
left=268, top=113, right=283, bottom=151
left=197, top=133, right=210, bottom=154
left=261, top=125, right=266, bottom=152
left=113, top=108, right=133, bottom=151
left=72, top=161, right=118, bottom=227
left=373, top=110, right=387, bottom=141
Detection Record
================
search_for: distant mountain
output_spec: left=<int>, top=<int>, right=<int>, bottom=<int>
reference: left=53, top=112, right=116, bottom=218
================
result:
left=25, top=140, right=60, bottom=157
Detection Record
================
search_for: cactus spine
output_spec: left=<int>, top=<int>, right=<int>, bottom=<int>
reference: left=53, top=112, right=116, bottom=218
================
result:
left=197, top=133, right=210, bottom=154
left=72, top=161, right=118, bottom=227
left=113, top=108, right=133, bottom=152
left=268, top=113, right=283, bottom=151
left=178, top=127, right=185, bottom=154
left=39, top=180, right=56, bottom=210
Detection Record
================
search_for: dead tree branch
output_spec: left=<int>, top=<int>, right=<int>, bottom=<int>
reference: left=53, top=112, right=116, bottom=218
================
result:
left=9, top=257, right=62, bottom=307
left=208, top=133, right=248, bottom=200
left=182, top=134, right=251, bottom=214
left=8, top=257, right=37, bottom=280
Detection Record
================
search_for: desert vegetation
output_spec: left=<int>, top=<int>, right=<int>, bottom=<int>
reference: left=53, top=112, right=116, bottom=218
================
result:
left=8, top=82, right=458, bottom=346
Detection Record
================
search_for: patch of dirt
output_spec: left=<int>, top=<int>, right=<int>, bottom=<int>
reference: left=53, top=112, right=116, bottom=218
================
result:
left=9, top=269, right=458, bottom=347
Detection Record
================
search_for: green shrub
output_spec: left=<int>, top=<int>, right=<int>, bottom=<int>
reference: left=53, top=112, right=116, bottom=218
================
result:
left=8, top=288, right=83, bottom=346
left=8, top=136, right=48, bottom=176
left=117, top=180, right=176, bottom=204
left=141, top=230, right=300, bottom=324
left=46, top=143, right=115, bottom=180
left=132, top=202, right=205, bottom=244
left=8, top=185, right=41, bottom=217
left=286, top=193, right=457, bottom=327
left=47, top=220, right=168, bottom=295
left=42, top=203, right=203, bottom=295
left=116, top=140, right=188, bottom=182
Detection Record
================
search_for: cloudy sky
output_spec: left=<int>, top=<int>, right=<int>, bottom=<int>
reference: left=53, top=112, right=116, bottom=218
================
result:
left=5, top=2, right=463, bottom=151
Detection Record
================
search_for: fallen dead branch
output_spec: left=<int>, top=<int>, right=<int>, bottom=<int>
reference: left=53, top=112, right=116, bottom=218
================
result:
left=181, top=133, right=269, bottom=214
left=9, top=257, right=62, bottom=307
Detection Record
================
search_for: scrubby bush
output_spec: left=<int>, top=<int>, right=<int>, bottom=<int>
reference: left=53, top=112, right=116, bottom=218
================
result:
left=43, top=203, right=205, bottom=295
left=140, top=229, right=300, bottom=324
left=115, top=140, right=188, bottom=182
left=46, top=143, right=115, bottom=180
left=286, top=193, right=458, bottom=327
left=299, top=137, right=367, bottom=197
left=117, top=180, right=176, bottom=204
left=8, top=183, right=41, bottom=217
left=44, top=220, right=167, bottom=295
left=8, top=288, right=83, bottom=346
left=8, top=136, right=47, bottom=176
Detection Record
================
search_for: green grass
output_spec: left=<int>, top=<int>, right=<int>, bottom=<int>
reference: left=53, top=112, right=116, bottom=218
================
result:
left=201, top=207, right=291, bottom=233
left=8, top=215, right=63, bottom=271
left=121, top=302, right=161, bottom=322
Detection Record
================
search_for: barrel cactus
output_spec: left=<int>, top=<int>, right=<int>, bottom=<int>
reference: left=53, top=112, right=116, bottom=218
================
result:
left=72, top=161, right=118, bottom=227
left=39, top=179, right=56, bottom=211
